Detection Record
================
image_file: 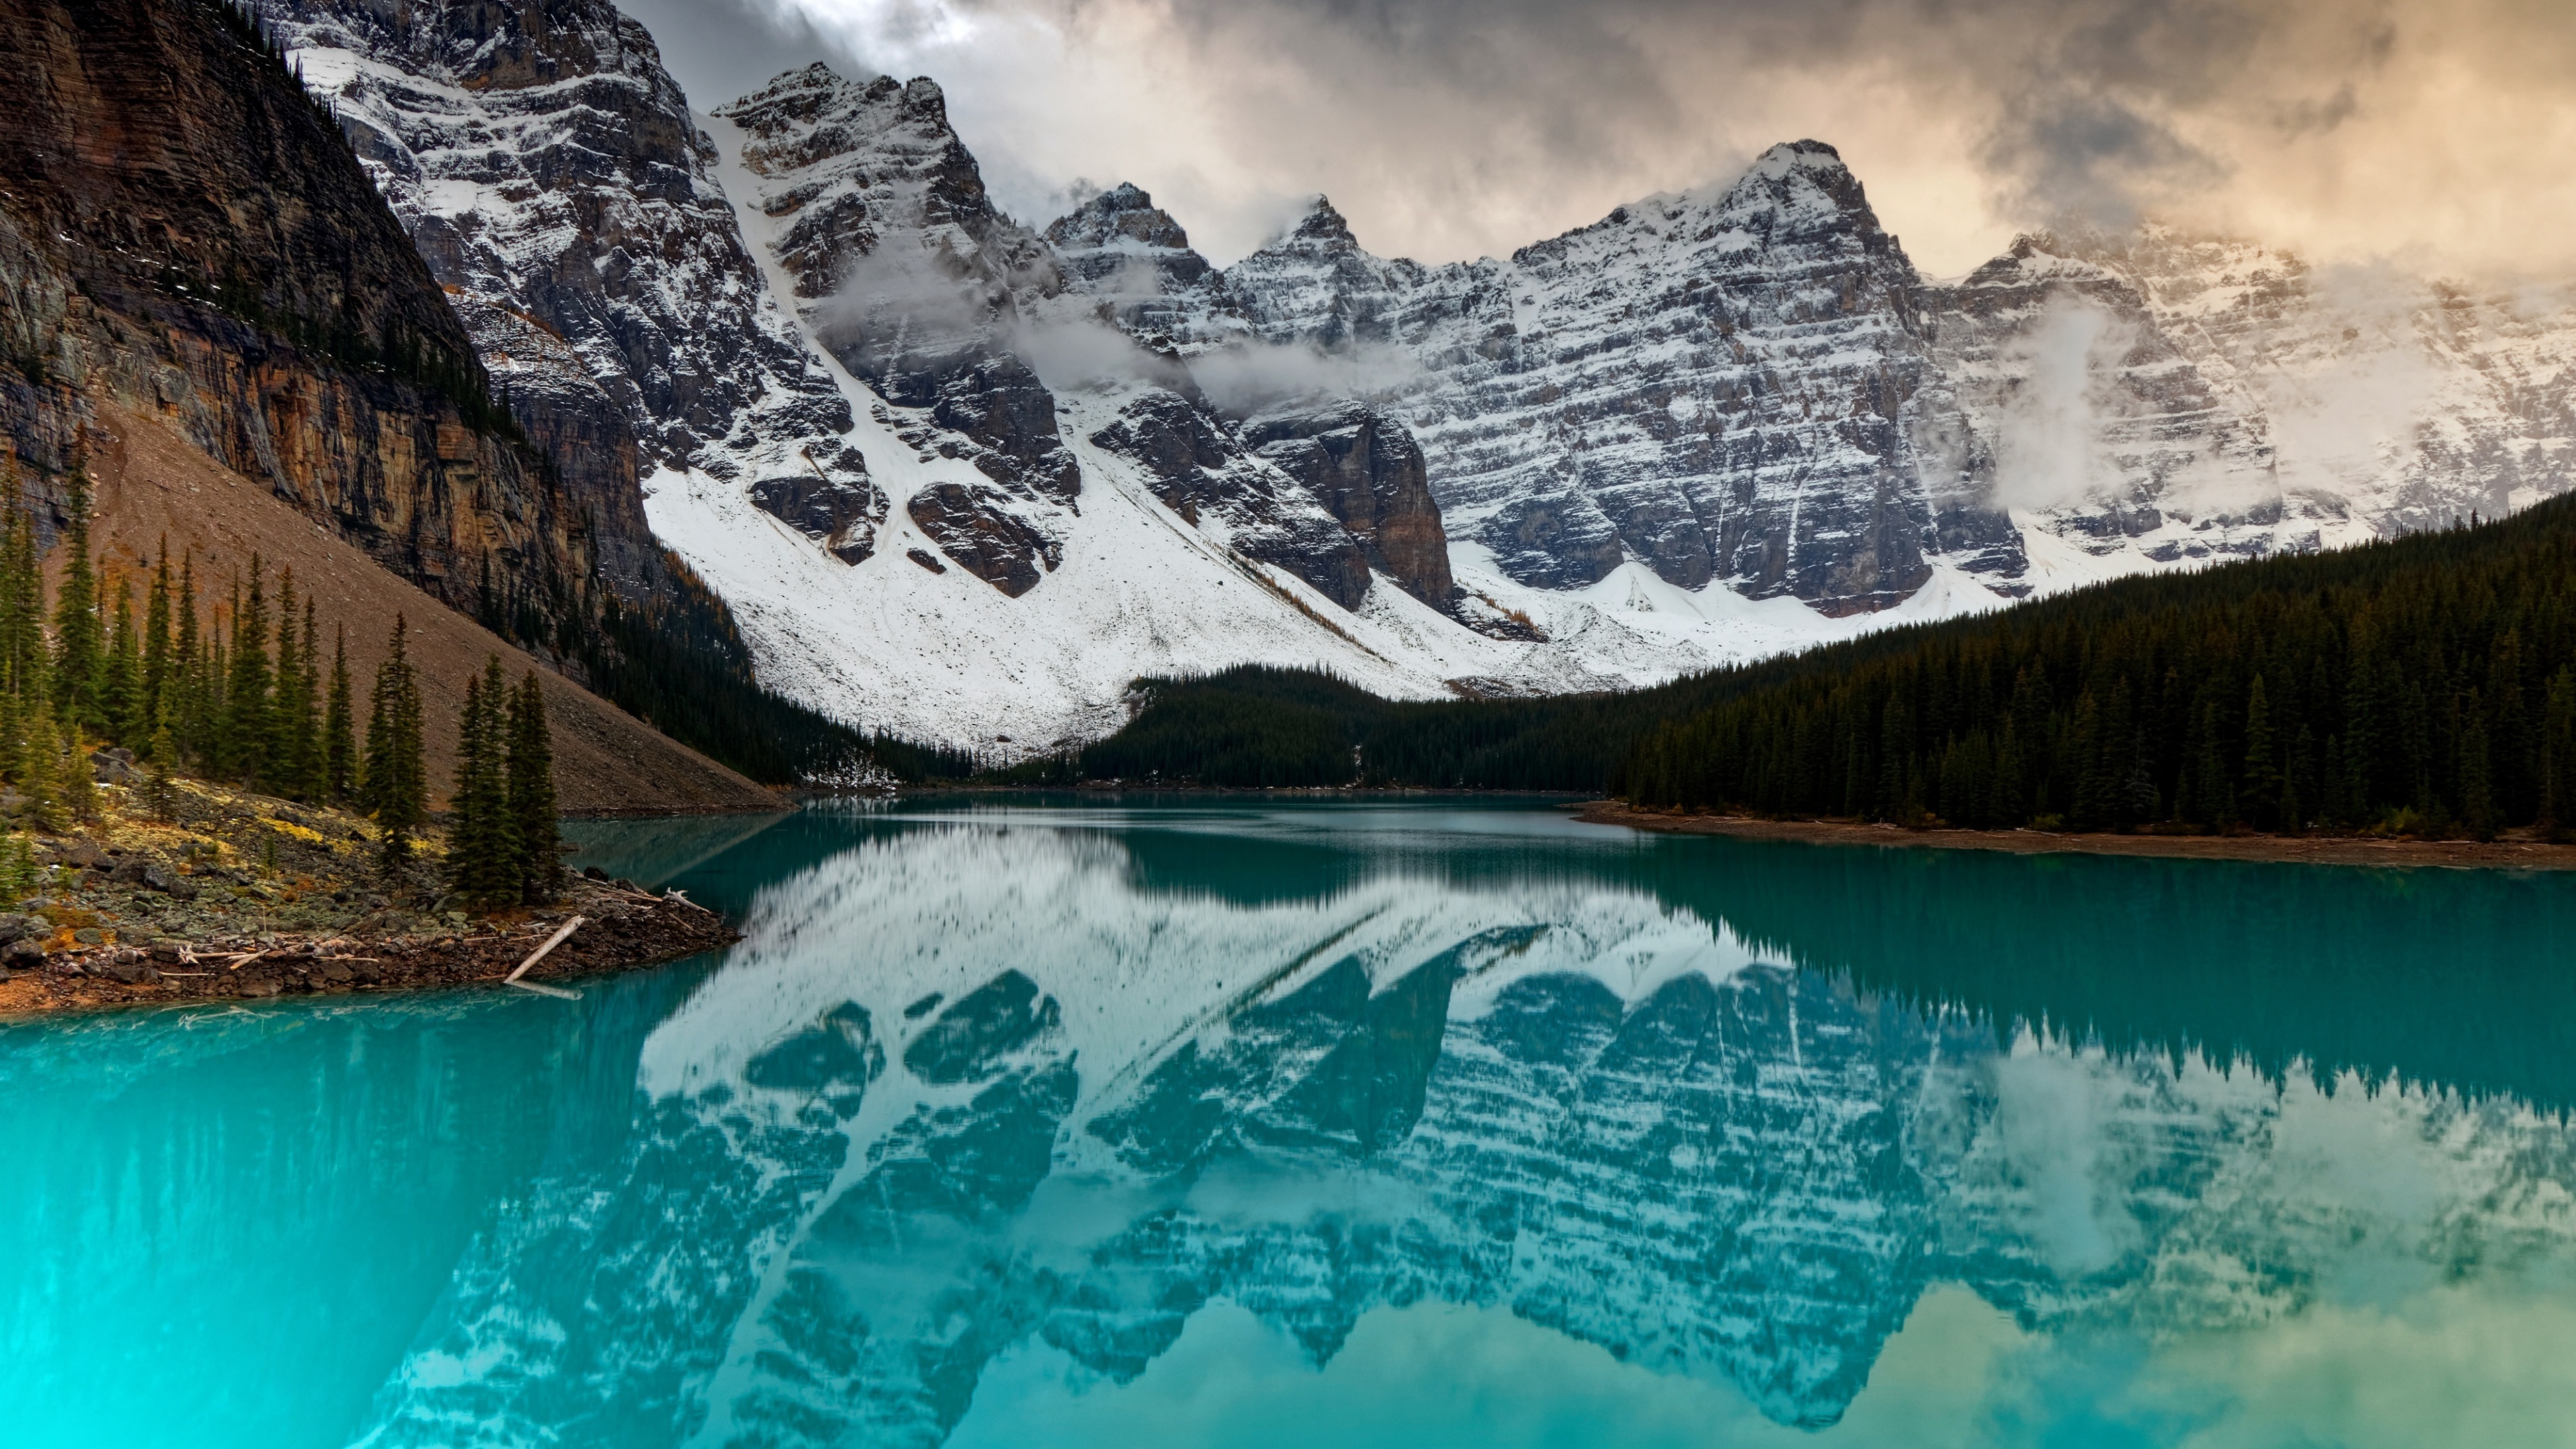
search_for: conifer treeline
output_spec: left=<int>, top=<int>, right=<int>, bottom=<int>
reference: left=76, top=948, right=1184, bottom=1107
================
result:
left=0, top=461, right=558, bottom=898
left=445, top=655, right=558, bottom=906
left=1621, top=499, right=2576, bottom=838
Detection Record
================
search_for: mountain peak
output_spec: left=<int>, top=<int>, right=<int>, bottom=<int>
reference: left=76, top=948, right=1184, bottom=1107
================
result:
left=1749, top=139, right=1849, bottom=179
left=1292, top=195, right=1356, bottom=246
left=1044, top=181, right=1195, bottom=254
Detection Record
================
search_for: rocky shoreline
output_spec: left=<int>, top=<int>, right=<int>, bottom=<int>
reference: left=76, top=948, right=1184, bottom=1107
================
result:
left=1576, top=802, right=2576, bottom=870
left=0, top=774, right=741, bottom=1019
left=0, top=872, right=737, bottom=1016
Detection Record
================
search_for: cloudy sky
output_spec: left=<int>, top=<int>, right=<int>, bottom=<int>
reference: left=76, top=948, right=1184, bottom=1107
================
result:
left=619, top=0, right=2576, bottom=279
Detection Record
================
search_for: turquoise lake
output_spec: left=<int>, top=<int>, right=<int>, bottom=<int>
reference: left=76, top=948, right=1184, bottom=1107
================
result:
left=8, top=798, right=2576, bottom=1447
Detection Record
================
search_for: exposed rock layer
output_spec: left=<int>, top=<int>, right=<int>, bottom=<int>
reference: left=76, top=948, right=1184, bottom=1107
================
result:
left=0, top=0, right=592, bottom=616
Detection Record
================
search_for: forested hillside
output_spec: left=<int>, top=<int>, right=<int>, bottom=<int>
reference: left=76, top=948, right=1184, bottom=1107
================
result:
left=1622, top=499, right=2576, bottom=837
left=1042, top=496, right=2576, bottom=842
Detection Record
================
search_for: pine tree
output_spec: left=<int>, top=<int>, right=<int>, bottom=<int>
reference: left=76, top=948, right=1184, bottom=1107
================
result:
left=171, top=552, right=201, bottom=764
left=293, top=600, right=322, bottom=799
left=0, top=501, right=40, bottom=700
left=50, top=472, right=104, bottom=735
left=20, top=709, right=61, bottom=833
left=264, top=566, right=302, bottom=795
left=324, top=624, right=356, bottom=803
left=54, top=716, right=96, bottom=823
left=104, top=574, right=140, bottom=745
left=144, top=721, right=177, bottom=820
left=2241, top=674, right=2282, bottom=830
left=203, top=608, right=229, bottom=770
left=506, top=670, right=558, bottom=903
left=447, top=657, right=521, bottom=906
left=223, top=561, right=271, bottom=783
left=0, top=829, right=36, bottom=901
left=362, top=615, right=427, bottom=869
left=141, top=541, right=170, bottom=738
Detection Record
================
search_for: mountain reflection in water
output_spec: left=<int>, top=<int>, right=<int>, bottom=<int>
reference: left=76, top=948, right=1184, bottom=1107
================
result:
left=9, top=799, right=2576, bottom=1449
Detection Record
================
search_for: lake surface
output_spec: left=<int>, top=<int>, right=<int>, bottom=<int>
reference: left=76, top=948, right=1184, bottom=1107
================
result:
left=8, top=798, right=2576, bottom=1448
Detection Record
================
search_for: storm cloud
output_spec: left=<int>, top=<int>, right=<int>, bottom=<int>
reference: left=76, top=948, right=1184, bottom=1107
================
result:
left=626, top=0, right=2576, bottom=278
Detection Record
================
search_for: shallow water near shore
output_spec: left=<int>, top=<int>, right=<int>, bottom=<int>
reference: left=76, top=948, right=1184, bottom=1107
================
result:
left=7, top=796, right=2576, bottom=1448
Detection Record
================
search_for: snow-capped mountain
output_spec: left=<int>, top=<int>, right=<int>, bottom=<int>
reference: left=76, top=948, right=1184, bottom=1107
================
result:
left=255, top=0, right=882, bottom=586
left=262, top=0, right=2576, bottom=750
left=1207, top=147, right=2027, bottom=611
left=342, top=813, right=2576, bottom=1446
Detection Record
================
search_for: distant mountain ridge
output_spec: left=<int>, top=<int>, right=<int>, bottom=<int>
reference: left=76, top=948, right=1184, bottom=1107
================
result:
left=245, top=0, right=2576, bottom=750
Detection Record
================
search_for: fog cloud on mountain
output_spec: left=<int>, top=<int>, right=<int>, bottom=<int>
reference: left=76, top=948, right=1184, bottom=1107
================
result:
left=623, top=0, right=2576, bottom=280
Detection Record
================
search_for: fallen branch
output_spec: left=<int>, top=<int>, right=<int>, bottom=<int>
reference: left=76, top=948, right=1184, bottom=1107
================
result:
left=507, top=979, right=580, bottom=1000
left=506, top=915, right=585, bottom=984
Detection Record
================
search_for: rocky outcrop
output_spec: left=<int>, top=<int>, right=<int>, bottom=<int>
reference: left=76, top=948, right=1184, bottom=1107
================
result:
left=0, top=0, right=594, bottom=615
left=1087, top=390, right=1371, bottom=606
left=1244, top=403, right=1455, bottom=605
left=253, top=0, right=884, bottom=577
left=904, top=483, right=1061, bottom=596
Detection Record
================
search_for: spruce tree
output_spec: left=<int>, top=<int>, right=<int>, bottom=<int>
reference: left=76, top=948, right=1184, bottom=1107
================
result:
left=141, top=542, right=170, bottom=737
left=362, top=615, right=427, bottom=869
left=2241, top=674, right=2281, bottom=830
left=50, top=473, right=103, bottom=735
left=104, top=575, right=140, bottom=745
left=264, top=568, right=302, bottom=795
left=223, top=561, right=271, bottom=783
left=0, top=502, right=40, bottom=700
left=447, top=668, right=491, bottom=898
left=506, top=669, right=558, bottom=903
left=323, top=625, right=356, bottom=803
left=54, top=716, right=96, bottom=823
left=171, top=553, right=201, bottom=764
left=20, top=710, right=61, bottom=833
left=293, top=601, right=322, bottom=798
left=204, top=611, right=229, bottom=770
left=447, top=657, right=521, bottom=906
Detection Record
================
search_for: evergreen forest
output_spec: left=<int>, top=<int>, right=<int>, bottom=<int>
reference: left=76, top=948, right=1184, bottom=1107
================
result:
left=0, top=467, right=560, bottom=900
left=1021, top=492, right=2576, bottom=841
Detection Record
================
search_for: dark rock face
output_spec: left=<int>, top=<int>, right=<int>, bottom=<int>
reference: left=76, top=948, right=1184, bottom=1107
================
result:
left=1482, top=490, right=1629, bottom=589
left=924, top=356, right=1083, bottom=507
left=1213, top=145, right=2022, bottom=610
left=1088, top=390, right=1371, bottom=607
left=254, top=0, right=881, bottom=578
left=0, top=0, right=598, bottom=616
left=1244, top=405, right=1456, bottom=605
left=906, top=484, right=1061, bottom=596
left=748, top=457, right=883, bottom=564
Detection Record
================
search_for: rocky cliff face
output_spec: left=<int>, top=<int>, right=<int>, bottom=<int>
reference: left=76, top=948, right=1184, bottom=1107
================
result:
left=197, top=0, right=2576, bottom=745
left=709, top=65, right=1076, bottom=593
left=1200, top=146, right=2027, bottom=612
left=252, top=0, right=883, bottom=576
left=1978, top=225, right=2576, bottom=560
left=0, top=0, right=599, bottom=616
